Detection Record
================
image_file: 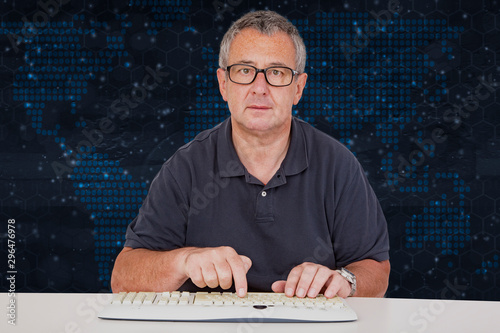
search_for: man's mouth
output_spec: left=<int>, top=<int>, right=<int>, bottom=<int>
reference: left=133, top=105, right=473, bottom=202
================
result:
left=247, top=105, right=272, bottom=110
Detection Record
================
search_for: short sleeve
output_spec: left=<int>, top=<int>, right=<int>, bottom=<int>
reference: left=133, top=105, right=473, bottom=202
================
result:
left=331, top=161, right=390, bottom=267
left=124, top=164, right=188, bottom=250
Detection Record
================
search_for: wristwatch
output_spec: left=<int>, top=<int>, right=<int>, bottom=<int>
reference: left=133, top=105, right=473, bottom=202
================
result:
left=336, top=267, right=357, bottom=297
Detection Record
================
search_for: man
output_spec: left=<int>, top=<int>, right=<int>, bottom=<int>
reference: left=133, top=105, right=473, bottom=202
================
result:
left=111, top=10, right=390, bottom=299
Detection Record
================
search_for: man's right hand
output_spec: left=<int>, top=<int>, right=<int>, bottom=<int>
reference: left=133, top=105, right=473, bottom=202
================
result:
left=182, top=246, right=252, bottom=297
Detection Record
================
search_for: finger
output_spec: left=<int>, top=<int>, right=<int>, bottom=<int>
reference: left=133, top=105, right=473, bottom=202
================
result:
left=271, top=280, right=286, bottom=293
left=188, top=266, right=207, bottom=288
left=284, top=265, right=305, bottom=297
left=184, top=248, right=212, bottom=287
left=294, top=264, right=320, bottom=298
left=239, top=255, right=252, bottom=272
left=324, top=274, right=345, bottom=298
left=213, top=260, right=233, bottom=290
left=306, top=266, right=334, bottom=298
left=227, top=255, right=249, bottom=297
left=200, top=263, right=219, bottom=289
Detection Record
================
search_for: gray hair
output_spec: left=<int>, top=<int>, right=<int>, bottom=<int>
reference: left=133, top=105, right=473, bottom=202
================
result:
left=218, top=10, right=307, bottom=73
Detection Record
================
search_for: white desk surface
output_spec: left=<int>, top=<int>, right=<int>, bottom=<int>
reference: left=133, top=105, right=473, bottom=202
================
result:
left=2, top=293, right=499, bottom=333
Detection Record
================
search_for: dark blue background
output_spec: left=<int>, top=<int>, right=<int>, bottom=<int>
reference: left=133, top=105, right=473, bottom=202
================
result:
left=0, top=0, right=499, bottom=300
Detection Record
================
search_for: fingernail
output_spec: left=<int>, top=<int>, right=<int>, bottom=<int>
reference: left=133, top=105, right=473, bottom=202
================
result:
left=325, top=290, right=334, bottom=298
left=297, top=288, right=305, bottom=298
left=307, top=288, right=317, bottom=297
left=238, top=288, right=245, bottom=297
left=286, top=288, right=294, bottom=296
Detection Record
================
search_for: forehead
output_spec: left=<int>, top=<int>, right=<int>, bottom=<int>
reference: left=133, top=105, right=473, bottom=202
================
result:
left=228, top=28, right=296, bottom=67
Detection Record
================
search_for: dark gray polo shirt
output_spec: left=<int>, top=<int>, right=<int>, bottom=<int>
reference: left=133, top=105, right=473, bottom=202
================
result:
left=125, top=117, right=389, bottom=292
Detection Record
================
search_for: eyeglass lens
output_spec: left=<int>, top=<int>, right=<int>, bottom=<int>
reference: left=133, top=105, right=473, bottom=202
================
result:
left=229, top=65, right=294, bottom=86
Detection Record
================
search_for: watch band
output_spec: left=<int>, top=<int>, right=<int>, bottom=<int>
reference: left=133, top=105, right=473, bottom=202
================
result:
left=336, top=268, right=357, bottom=297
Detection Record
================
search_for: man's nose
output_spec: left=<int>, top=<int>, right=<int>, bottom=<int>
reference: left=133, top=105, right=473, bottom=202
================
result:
left=251, top=72, right=270, bottom=94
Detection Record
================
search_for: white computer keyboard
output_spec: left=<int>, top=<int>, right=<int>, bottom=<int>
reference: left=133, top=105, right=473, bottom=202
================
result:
left=98, top=291, right=357, bottom=322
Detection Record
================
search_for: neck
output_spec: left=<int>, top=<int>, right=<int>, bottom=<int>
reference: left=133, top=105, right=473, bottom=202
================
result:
left=231, top=119, right=292, bottom=184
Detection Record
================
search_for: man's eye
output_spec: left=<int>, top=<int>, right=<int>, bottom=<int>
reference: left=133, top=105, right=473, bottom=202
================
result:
left=237, top=68, right=253, bottom=75
left=271, top=69, right=283, bottom=76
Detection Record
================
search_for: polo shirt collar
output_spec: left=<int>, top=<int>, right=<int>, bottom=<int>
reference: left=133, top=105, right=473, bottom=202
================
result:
left=217, top=116, right=309, bottom=178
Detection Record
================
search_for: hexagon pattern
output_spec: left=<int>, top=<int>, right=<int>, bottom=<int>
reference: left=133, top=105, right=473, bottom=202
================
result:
left=0, top=0, right=498, bottom=300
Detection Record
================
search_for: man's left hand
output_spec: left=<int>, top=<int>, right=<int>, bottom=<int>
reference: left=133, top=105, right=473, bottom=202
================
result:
left=271, top=262, right=352, bottom=299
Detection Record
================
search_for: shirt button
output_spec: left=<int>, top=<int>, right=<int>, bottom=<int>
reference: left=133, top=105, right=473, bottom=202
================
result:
left=261, top=191, right=267, bottom=197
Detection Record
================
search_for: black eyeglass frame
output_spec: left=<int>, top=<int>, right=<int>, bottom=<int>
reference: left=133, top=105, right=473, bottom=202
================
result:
left=224, top=64, right=300, bottom=87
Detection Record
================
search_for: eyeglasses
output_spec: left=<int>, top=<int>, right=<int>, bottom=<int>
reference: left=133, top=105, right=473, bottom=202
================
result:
left=224, top=64, right=299, bottom=87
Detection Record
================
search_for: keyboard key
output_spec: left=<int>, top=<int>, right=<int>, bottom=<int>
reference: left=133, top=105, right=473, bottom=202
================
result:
left=179, top=296, right=190, bottom=305
left=143, top=292, right=156, bottom=305
left=158, top=293, right=170, bottom=305
left=167, top=299, right=179, bottom=306
left=122, top=292, right=137, bottom=305
left=133, top=292, right=147, bottom=305
left=193, top=292, right=213, bottom=305
left=111, top=292, right=127, bottom=305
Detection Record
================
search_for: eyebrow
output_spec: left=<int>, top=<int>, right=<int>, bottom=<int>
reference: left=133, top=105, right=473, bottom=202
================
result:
left=236, top=60, right=291, bottom=68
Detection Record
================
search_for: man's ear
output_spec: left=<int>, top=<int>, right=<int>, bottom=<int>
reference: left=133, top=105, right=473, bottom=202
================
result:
left=217, top=68, right=228, bottom=102
left=293, top=73, right=308, bottom=105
